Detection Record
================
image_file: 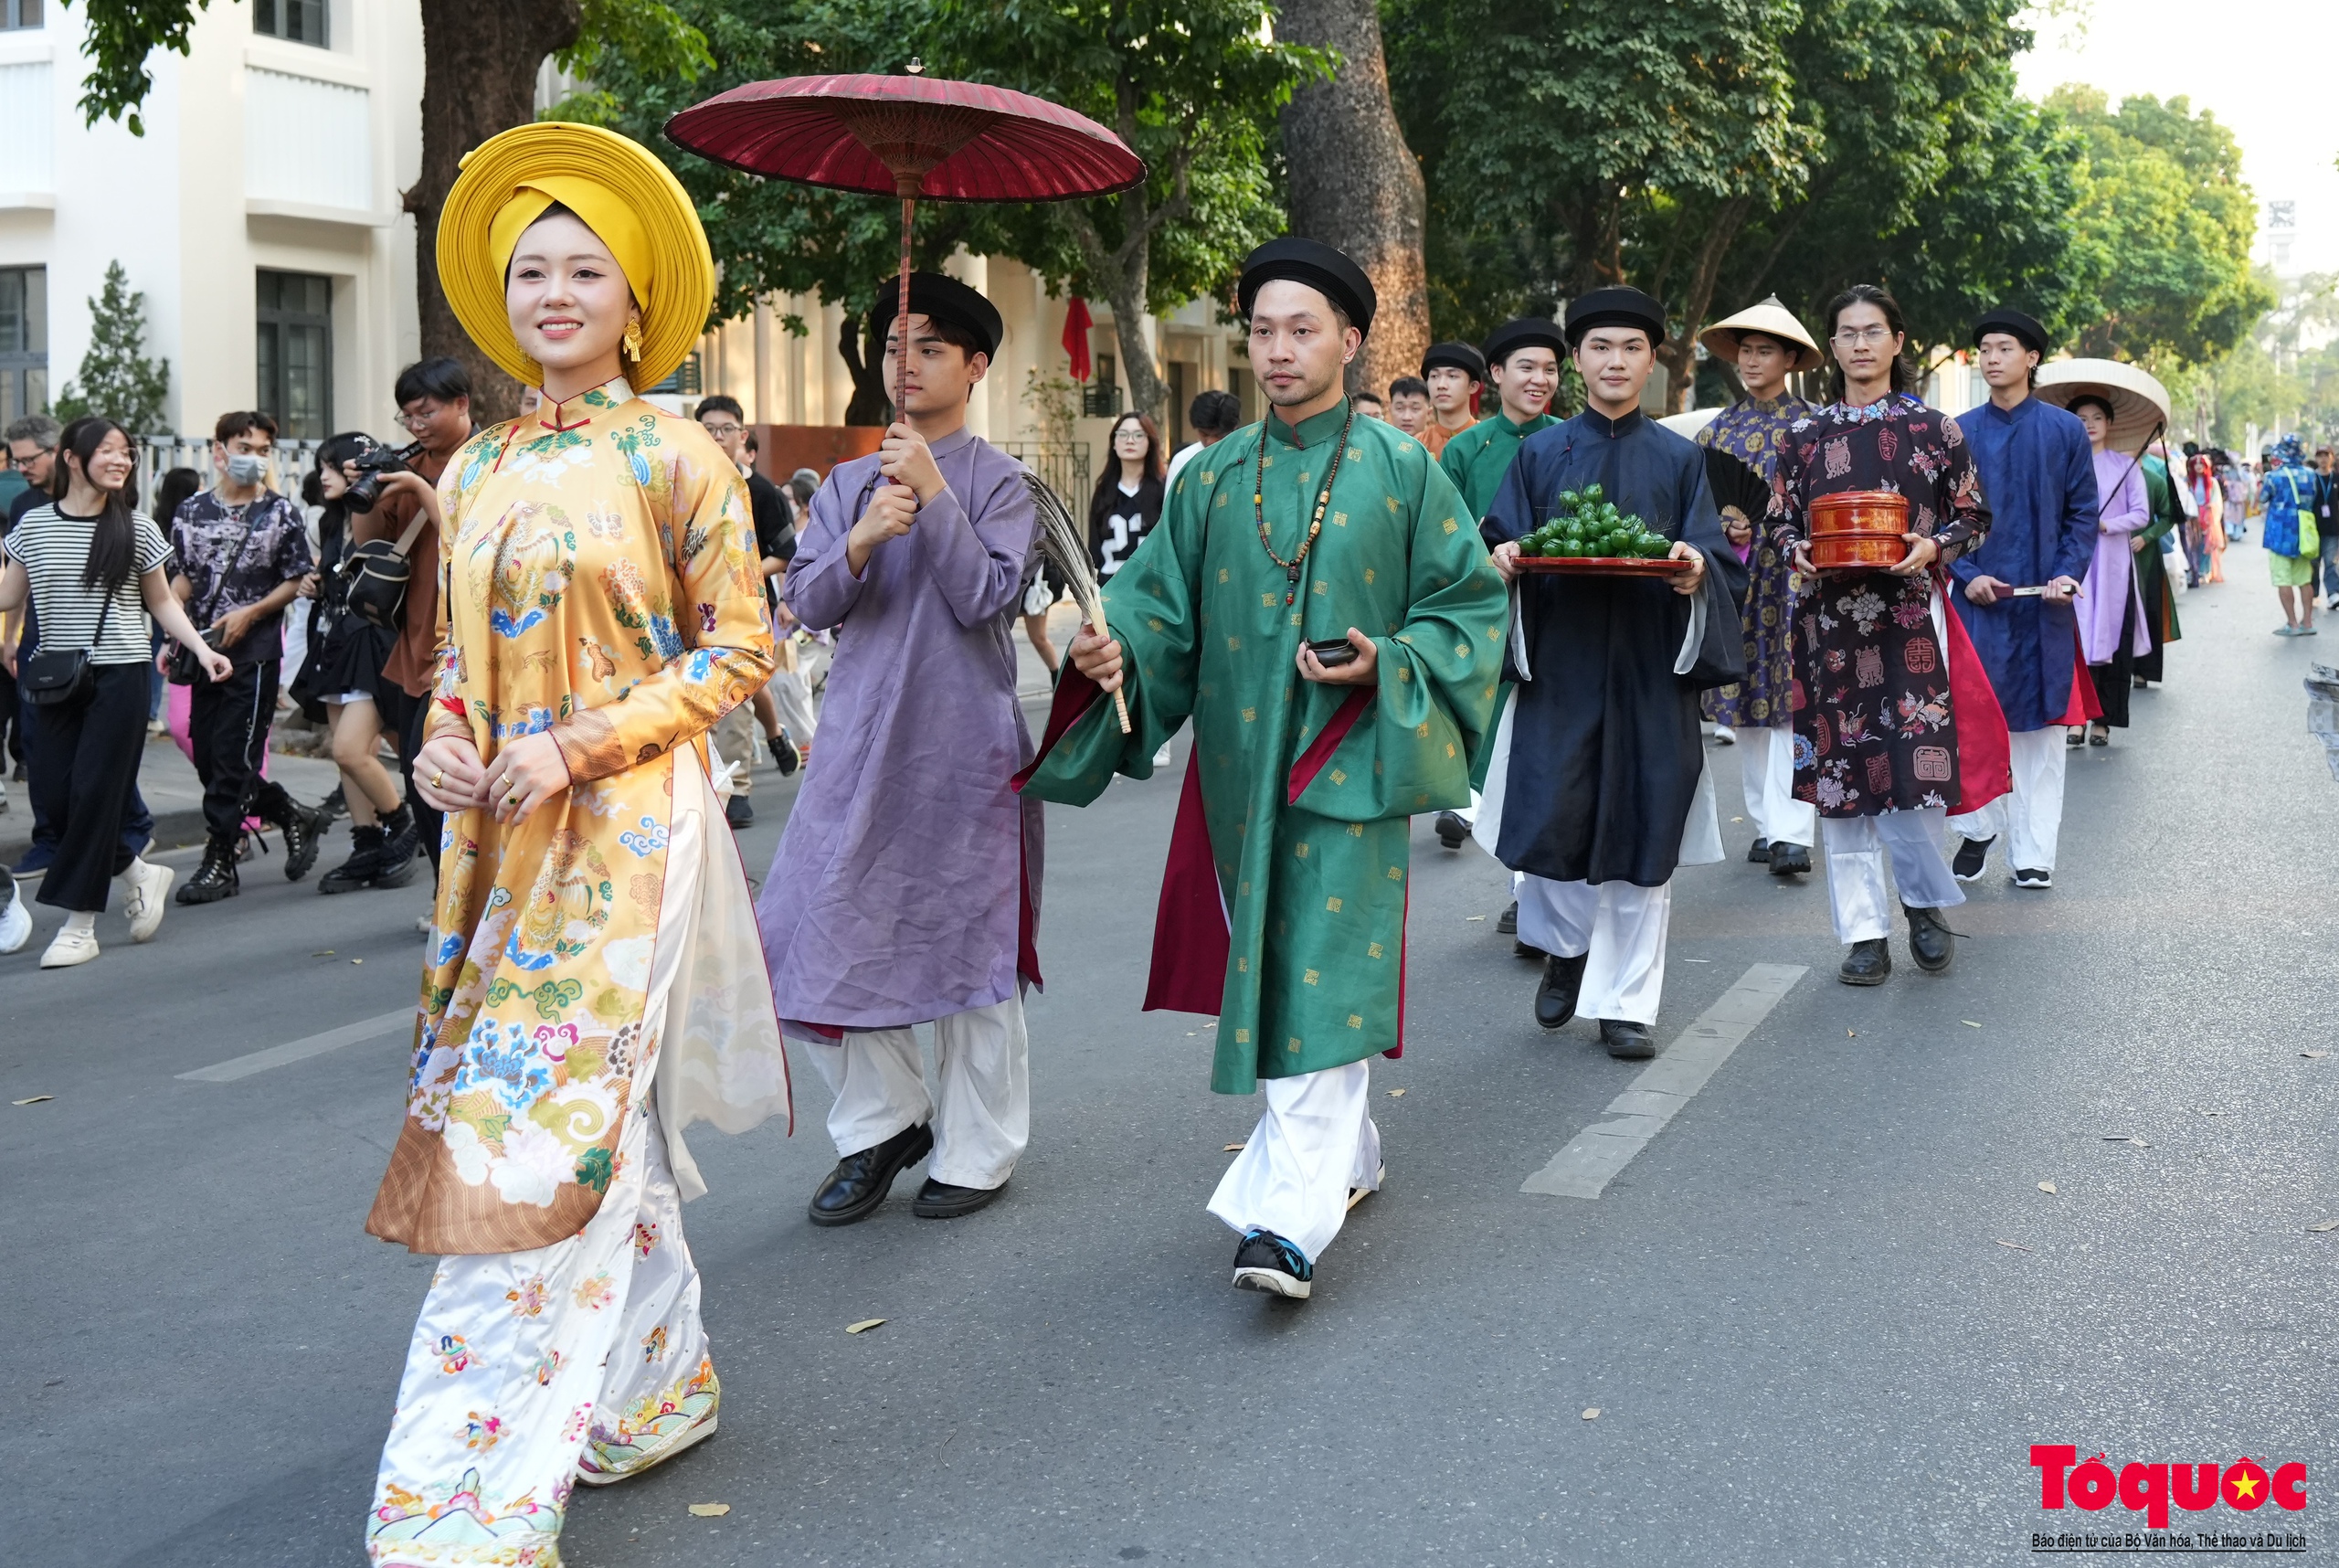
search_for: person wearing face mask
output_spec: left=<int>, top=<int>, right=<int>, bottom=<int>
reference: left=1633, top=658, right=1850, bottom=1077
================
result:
left=363, top=122, right=784, bottom=1565
left=167, top=409, right=326, bottom=905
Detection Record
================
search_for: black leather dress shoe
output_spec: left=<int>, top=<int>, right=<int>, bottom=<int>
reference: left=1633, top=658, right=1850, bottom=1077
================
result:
left=1434, top=810, right=1468, bottom=850
left=1904, top=903, right=1953, bottom=973
left=1838, top=938, right=1891, bottom=986
left=725, top=794, right=754, bottom=829
left=807, top=1122, right=933, bottom=1227
left=1534, top=950, right=1589, bottom=1030
left=914, top=1176, right=1005, bottom=1219
left=1747, top=837, right=1772, bottom=864
left=1767, top=842, right=1812, bottom=876
left=1599, top=1019, right=1656, bottom=1059
left=1497, top=900, right=1518, bottom=935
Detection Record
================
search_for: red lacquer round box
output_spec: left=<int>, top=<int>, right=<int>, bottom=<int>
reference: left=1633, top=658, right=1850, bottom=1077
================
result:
left=1807, top=490, right=1909, bottom=570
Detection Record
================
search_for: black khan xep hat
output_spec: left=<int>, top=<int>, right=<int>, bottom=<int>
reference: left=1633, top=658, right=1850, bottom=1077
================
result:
left=1481, top=317, right=1566, bottom=368
left=1564, top=287, right=1667, bottom=349
left=1971, top=305, right=2048, bottom=357
left=1237, top=238, right=1376, bottom=336
left=1421, top=341, right=1487, bottom=381
left=868, top=270, right=1004, bottom=358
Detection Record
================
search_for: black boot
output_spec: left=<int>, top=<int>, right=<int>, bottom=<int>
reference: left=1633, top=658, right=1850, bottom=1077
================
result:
left=1838, top=938, right=1891, bottom=985
left=1434, top=810, right=1468, bottom=850
left=1904, top=903, right=1953, bottom=973
left=370, top=806, right=421, bottom=889
left=256, top=783, right=326, bottom=881
left=1746, top=837, right=1772, bottom=864
left=1599, top=1018, right=1656, bottom=1059
left=320, top=826, right=387, bottom=895
left=807, top=1122, right=934, bottom=1227
left=176, top=835, right=241, bottom=905
left=1534, top=950, right=1589, bottom=1031
left=1767, top=842, right=1812, bottom=876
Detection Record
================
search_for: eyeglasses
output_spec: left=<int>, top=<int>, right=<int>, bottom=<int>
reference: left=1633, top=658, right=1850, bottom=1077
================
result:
left=397, top=404, right=449, bottom=430
left=1830, top=326, right=1897, bottom=348
left=700, top=421, right=743, bottom=438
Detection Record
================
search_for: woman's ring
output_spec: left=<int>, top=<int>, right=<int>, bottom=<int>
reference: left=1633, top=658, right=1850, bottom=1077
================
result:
left=505, top=791, right=523, bottom=808
left=430, top=768, right=444, bottom=789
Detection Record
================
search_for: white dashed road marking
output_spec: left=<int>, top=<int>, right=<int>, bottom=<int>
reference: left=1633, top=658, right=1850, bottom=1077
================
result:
left=177, top=1009, right=414, bottom=1083
left=1520, top=962, right=1805, bottom=1199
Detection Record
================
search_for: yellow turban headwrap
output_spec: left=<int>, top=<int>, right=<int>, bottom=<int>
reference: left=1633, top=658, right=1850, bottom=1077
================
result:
left=437, top=122, right=715, bottom=394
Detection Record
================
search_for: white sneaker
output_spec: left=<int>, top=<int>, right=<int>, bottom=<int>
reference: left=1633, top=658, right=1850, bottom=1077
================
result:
left=39, top=924, right=99, bottom=969
left=1712, top=724, right=1737, bottom=745
left=116, top=857, right=175, bottom=943
left=0, top=874, right=29, bottom=955
left=416, top=913, right=433, bottom=937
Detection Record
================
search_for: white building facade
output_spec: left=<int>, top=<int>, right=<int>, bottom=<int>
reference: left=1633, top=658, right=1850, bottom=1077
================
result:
left=0, top=0, right=425, bottom=441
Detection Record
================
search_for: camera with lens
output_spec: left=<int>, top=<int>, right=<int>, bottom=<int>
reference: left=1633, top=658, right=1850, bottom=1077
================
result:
left=344, top=440, right=427, bottom=514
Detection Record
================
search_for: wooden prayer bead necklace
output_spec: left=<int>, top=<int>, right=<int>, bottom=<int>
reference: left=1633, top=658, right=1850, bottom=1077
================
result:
left=1254, top=404, right=1357, bottom=605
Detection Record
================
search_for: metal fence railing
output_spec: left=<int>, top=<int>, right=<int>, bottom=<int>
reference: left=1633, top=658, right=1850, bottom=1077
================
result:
left=1000, top=440, right=1092, bottom=511
left=132, top=436, right=325, bottom=514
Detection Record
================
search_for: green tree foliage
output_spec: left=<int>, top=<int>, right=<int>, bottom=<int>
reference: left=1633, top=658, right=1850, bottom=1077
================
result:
left=56, top=261, right=170, bottom=433
left=2163, top=271, right=2339, bottom=448
left=2045, top=87, right=2273, bottom=367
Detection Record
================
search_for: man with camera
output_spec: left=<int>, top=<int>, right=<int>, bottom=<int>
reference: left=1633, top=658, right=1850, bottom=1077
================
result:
left=169, top=410, right=325, bottom=905
left=693, top=394, right=799, bottom=829
left=372, top=359, right=474, bottom=886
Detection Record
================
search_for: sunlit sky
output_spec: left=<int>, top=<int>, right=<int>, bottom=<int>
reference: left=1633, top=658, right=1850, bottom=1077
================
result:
left=2017, top=1, right=2339, bottom=278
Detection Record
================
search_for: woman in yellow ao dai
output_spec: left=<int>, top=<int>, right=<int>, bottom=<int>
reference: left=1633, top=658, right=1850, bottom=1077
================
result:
left=361, top=122, right=785, bottom=1567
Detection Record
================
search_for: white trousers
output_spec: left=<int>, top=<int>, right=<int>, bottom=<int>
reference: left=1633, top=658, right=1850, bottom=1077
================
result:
left=1820, top=807, right=1963, bottom=945
left=1741, top=723, right=1815, bottom=849
left=711, top=703, right=759, bottom=797
left=1207, top=1058, right=1381, bottom=1263
left=367, top=1096, right=714, bottom=1564
left=767, top=635, right=827, bottom=746
left=1515, top=876, right=1672, bottom=1024
left=1947, top=726, right=2068, bottom=872
left=799, top=995, right=1030, bottom=1190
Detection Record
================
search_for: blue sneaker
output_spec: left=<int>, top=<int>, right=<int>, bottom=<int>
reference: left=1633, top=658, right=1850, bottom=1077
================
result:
left=1232, top=1229, right=1313, bottom=1299
left=10, top=843, right=54, bottom=878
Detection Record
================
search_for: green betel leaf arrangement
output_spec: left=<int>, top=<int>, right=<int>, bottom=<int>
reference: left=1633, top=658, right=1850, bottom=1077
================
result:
left=1517, top=485, right=1672, bottom=559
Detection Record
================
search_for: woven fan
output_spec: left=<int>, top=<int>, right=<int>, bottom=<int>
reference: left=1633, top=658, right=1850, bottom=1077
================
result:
left=1022, top=470, right=1132, bottom=734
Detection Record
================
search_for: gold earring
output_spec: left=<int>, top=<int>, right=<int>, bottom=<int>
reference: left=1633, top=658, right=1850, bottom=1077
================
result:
left=622, top=318, right=644, bottom=360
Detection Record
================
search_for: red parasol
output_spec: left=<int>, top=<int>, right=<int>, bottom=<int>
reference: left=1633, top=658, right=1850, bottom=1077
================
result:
left=665, top=65, right=1144, bottom=401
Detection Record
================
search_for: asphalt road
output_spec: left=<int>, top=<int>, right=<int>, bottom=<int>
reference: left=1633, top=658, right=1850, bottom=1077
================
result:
left=4, top=542, right=2334, bottom=1567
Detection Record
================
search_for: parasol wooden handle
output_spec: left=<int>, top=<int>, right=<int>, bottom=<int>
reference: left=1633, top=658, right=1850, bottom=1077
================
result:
left=1086, top=600, right=1132, bottom=734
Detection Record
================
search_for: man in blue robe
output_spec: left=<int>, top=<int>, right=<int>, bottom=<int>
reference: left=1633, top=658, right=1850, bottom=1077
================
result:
left=1476, top=287, right=1746, bottom=1058
left=1943, top=307, right=2095, bottom=890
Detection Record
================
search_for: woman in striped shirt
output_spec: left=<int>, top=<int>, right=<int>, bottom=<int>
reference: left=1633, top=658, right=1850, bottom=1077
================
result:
left=0, top=417, right=231, bottom=967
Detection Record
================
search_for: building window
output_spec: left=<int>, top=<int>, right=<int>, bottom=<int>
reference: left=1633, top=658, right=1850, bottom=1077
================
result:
left=0, top=0, right=43, bottom=30
left=645, top=351, right=703, bottom=398
left=0, top=267, right=47, bottom=427
left=256, top=270, right=332, bottom=440
left=1081, top=354, right=1122, bottom=418
left=253, top=0, right=326, bottom=48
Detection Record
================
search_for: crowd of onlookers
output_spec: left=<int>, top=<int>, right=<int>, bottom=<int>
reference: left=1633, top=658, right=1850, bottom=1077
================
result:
left=0, top=366, right=829, bottom=968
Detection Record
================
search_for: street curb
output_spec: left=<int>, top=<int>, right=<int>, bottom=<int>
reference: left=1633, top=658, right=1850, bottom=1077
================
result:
left=3, top=805, right=225, bottom=865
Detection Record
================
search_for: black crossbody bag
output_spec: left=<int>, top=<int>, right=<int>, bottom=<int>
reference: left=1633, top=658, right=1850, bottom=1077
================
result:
left=21, top=590, right=112, bottom=708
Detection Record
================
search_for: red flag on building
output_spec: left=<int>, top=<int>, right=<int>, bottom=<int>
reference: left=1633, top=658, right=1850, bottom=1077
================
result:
left=1063, top=296, right=1093, bottom=382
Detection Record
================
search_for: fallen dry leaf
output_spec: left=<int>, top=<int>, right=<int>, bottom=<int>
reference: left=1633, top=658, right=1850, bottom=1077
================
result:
left=1960, top=1020, right=1982, bottom=1029
left=352, top=959, right=363, bottom=965
left=2303, top=1050, right=2330, bottom=1060
left=1683, top=958, right=1710, bottom=964
left=688, top=1502, right=730, bottom=1517
left=1223, top=1142, right=1246, bottom=1152
left=2037, top=1181, right=2058, bottom=1195
left=311, top=949, right=334, bottom=957
left=1386, top=1088, right=1406, bottom=1098
left=13, top=1095, right=54, bottom=1106
left=1465, top=915, right=1486, bottom=922
left=1995, top=1239, right=2034, bottom=1253
left=2309, top=1220, right=2339, bottom=1234
left=2102, top=1136, right=2150, bottom=1147
left=1847, top=1029, right=1857, bottom=1038
left=844, top=1319, right=885, bottom=1335
left=1581, top=1407, right=1601, bottom=1420
left=1730, top=815, right=1744, bottom=823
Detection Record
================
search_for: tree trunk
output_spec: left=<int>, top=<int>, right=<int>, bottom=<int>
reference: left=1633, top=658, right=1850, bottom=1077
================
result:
left=1276, top=0, right=1426, bottom=400
left=406, top=0, right=582, bottom=423
left=1101, top=263, right=1163, bottom=432
left=839, top=310, right=892, bottom=426
left=1651, top=196, right=1752, bottom=414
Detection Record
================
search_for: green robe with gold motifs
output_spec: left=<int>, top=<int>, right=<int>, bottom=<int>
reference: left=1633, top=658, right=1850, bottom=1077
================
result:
left=1019, top=399, right=1508, bottom=1094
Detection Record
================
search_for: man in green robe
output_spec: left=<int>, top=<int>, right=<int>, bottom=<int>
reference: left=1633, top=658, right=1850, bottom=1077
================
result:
left=1018, top=238, right=1506, bottom=1300
left=1433, top=317, right=1563, bottom=858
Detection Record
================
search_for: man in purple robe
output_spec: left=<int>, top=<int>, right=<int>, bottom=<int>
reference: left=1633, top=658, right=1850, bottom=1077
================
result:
left=757, top=271, right=1042, bottom=1225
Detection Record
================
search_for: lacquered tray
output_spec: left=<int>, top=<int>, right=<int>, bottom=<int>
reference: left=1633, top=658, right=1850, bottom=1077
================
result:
left=1516, top=555, right=1695, bottom=577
